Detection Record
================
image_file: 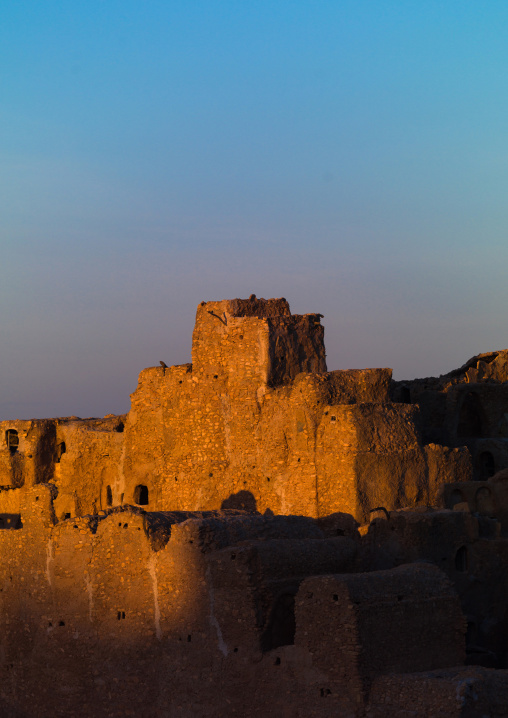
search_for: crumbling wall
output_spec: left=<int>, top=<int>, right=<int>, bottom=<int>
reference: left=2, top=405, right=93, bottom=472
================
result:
left=123, top=364, right=457, bottom=521
left=0, top=298, right=471, bottom=525
left=360, top=506, right=508, bottom=669
left=293, top=563, right=465, bottom=714
left=394, top=350, right=508, bottom=480
left=53, top=417, right=126, bottom=519
left=0, top=497, right=479, bottom=718
left=0, top=419, right=56, bottom=488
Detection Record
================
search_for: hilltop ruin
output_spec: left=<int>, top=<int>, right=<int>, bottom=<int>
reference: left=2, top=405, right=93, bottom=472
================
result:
left=1, top=296, right=508, bottom=717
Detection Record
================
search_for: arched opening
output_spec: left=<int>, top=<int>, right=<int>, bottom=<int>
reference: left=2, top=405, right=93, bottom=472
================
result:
left=106, top=485, right=113, bottom=507
left=55, top=442, right=66, bottom=463
left=455, top=545, right=468, bottom=572
left=5, top=430, right=19, bottom=454
left=134, top=485, right=149, bottom=506
left=401, top=386, right=411, bottom=404
left=261, top=593, right=296, bottom=651
left=479, top=451, right=495, bottom=480
left=457, top=393, right=483, bottom=438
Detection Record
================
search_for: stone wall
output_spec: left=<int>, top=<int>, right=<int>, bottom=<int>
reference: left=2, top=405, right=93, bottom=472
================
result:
left=0, top=495, right=481, bottom=718
left=0, top=297, right=471, bottom=526
left=393, top=348, right=508, bottom=480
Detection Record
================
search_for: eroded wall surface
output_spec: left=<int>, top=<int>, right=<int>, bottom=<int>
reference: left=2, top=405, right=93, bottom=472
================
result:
left=0, top=297, right=470, bottom=523
left=0, top=493, right=491, bottom=718
left=1, top=296, right=502, bottom=716
left=393, top=348, right=508, bottom=481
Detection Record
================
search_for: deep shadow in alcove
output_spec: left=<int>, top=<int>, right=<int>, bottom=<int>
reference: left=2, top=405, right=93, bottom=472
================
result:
left=261, top=592, right=296, bottom=651
left=221, top=490, right=258, bottom=513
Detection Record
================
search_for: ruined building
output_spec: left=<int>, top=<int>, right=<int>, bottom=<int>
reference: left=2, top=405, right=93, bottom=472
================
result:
left=1, top=296, right=508, bottom=717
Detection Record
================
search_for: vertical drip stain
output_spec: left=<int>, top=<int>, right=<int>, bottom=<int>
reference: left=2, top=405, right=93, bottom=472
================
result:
left=45, top=539, right=54, bottom=587
left=148, top=554, right=162, bottom=641
left=85, top=574, right=94, bottom=622
left=206, top=566, right=228, bottom=657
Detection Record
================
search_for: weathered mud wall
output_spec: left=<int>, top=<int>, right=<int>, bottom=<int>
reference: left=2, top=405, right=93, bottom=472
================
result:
left=0, top=298, right=471, bottom=525
left=0, top=495, right=480, bottom=718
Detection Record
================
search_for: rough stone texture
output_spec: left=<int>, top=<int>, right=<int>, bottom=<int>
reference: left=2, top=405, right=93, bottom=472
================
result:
left=2, top=297, right=508, bottom=716
left=393, top=348, right=508, bottom=481
left=368, top=667, right=508, bottom=717
left=0, top=297, right=466, bottom=524
left=296, top=564, right=465, bottom=710
left=0, top=500, right=478, bottom=718
left=0, top=419, right=55, bottom=489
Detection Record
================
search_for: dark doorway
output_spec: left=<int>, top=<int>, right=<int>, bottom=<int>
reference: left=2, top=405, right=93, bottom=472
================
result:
left=261, top=593, right=296, bottom=651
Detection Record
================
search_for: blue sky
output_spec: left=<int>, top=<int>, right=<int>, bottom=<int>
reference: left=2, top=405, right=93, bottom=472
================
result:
left=2, top=1, right=508, bottom=419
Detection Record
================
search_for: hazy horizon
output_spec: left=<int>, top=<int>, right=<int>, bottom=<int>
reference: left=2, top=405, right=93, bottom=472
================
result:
left=2, top=1, right=508, bottom=420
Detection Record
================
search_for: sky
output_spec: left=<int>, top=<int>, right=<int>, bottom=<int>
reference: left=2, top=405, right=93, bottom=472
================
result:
left=2, top=1, right=508, bottom=419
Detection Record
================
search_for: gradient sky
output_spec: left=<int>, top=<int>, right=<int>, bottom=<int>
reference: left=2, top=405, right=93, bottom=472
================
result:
left=2, top=1, right=508, bottom=419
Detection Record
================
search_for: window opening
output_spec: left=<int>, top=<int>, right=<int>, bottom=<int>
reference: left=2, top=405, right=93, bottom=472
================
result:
left=55, top=442, right=66, bottom=463
left=134, top=485, right=149, bottom=505
left=106, top=485, right=113, bottom=507
left=5, top=430, right=19, bottom=454
left=455, top=546, right=468, bottom=572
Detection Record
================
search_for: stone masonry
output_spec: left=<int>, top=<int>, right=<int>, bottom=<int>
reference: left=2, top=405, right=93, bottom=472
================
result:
left=0, top=296, right=507, bottom=717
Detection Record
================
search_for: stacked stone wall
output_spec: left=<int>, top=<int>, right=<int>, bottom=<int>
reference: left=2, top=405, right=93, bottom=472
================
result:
left=0, top=498, right=479, bottom=718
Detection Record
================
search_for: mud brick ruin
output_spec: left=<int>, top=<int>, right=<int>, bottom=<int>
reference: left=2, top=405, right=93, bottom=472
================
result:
left=2, top=296, right=508, bottom=716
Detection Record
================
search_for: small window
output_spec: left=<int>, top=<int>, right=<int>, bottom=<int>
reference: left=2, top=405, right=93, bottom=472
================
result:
left=455, top=545, right=468, bottom=572
left=55, top=442, right=66, bottom=463
left=5, top=430, right=18, bottom=454
left=106, top=486, right=113, bottom=507
left=134, top=485, right=149, bottom=505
